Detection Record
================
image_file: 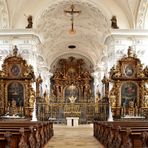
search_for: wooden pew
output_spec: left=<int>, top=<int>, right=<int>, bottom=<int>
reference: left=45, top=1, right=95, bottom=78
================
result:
left=94, top=121, right=148, bottom=148
left=0, top=121, right=53, bottom=148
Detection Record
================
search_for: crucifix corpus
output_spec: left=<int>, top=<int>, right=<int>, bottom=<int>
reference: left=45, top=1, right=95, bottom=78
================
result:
left=64, top=4, right=81, bottom=34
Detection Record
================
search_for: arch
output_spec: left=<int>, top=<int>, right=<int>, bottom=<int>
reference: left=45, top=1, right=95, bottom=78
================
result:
left=35, top=0, right=110, bottom=29
left=136, top=0, right=148, bottom=29
left=49, top=52, right=94, bottom=72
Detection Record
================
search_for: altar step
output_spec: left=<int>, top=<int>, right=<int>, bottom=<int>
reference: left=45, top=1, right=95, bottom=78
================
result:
left=44, top=124, right=104, bottom=148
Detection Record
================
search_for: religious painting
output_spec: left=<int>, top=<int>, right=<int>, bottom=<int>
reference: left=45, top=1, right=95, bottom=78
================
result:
left=124, top=64, right=134, bottom=77
left=7, top=82, right=24, bottom=107
left=65, top=84, right=79, bottom=103
left=121, top=82, right=137, bottom=107
left=10, top=64, right=20, bottom=76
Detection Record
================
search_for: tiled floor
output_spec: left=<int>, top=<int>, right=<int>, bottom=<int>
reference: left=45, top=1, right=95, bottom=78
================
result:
left=44, top=124, right=104, bottom=148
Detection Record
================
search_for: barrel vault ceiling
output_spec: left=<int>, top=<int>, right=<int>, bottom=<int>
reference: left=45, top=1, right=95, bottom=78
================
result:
left=0, top=0, right=148, bottom=71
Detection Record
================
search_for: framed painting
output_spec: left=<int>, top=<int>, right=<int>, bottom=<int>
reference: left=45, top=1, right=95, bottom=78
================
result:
left=8, top=82, right=24, bottom=107
left=65, top=84, right=79, bottom=103
left=121, top=82, right=137, bottom=107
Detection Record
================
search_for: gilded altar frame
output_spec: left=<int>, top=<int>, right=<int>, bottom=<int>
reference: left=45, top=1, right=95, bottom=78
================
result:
left=109, top=47, right=148, bottom=118
left=0, top=46, right=35, bottom=118
left=49, top=57, right=95, bottom=123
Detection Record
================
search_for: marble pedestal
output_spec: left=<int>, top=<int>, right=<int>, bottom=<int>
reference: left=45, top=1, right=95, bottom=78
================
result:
left=66, top=117, right=79, bottom=127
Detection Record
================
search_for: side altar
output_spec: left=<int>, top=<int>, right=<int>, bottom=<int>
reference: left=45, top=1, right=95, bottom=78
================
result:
left=0, top=46, right=35, bottom=118
left=108, top=47, right=148, bottom=119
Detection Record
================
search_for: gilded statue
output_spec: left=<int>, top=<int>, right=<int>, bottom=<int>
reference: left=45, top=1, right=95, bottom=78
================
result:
left=0, top=71, right=5, bottom=77
left=44, top=91, right=49, bottom=103
left=127, top=46, right=134, bottom=57
left=128, top=101, right=134, bottom=116
left=144, top=66, right=148, bottom=76
left=144, top=95, right=148, bottom=107
left=29, top=89, right=35, bottom=107
left=83, top=83, right=91, bottom=100
left=110, top=94, right=116, bottom=107
left=12, top=100, right=17, bottom=115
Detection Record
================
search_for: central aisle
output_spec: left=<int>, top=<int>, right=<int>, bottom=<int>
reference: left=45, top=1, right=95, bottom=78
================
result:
left=44, top=124, right=104, bottom=148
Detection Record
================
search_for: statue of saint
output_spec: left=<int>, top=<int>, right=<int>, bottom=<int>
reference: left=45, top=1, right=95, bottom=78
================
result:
left=144, top=95, right=148, bottom=107
left=127, top=46, right=134, bottom=57
left=110, top=95, right=116, bottom=107
left=13, top=45, right=18, bottom=56
left=84, top=83, right=91, bottom=100
left=26, top=15, right=33, bottom=28
left=128, top=101, right=134, bottom=116
left=111, top=16, right=119, bottom=29
left=29, top=89, right=35, bottom=108
left=12, top=100, right=17, bottom=115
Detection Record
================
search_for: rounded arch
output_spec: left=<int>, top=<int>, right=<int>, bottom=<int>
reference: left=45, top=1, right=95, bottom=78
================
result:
left=136, top=0, right=148, bottom=29
left=49, top=52, right=94, bottom=73
left=34, top=0, right=110, bottom=29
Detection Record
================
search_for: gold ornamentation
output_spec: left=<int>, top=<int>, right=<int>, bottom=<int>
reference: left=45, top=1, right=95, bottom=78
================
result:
left=144, top=95, right=148, bottom=107
left=109, top=47, right=148, bottom=118
left=29, top=89, right=35, bottom=108
left=110, top=95, right=116, bottom=107
left=0, top=47, right=35, bottom=117
left=69, top=96, right=77, bottom=103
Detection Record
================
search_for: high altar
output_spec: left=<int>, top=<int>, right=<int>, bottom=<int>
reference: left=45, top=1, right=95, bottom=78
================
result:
left=0, top=46, right=35, bottom=118
left=49, top=57, right=95, bottom=123
left=108, top=47, right=148, bottom=119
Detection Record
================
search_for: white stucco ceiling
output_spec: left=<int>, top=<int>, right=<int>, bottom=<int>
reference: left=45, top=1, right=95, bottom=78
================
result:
left=1, top=0, right=148, bottom=71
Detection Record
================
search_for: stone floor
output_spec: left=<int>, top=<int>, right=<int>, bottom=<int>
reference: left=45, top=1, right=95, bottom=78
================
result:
left=44, top=124, right=104, bottom=148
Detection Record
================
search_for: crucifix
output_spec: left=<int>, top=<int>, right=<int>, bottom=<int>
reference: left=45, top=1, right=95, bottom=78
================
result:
left=64, top=5, right=81, bottom=34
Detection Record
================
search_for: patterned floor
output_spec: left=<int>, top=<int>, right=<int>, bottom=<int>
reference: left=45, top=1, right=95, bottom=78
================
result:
left=44, top=124, right=104, bottom=148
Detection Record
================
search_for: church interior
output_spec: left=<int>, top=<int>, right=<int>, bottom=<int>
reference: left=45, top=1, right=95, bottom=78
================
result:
left=0, top=0, right=148, bottom=147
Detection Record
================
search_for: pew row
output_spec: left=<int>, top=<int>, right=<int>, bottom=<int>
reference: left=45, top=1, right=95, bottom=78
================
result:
left=0, top=121, right=53, bottom=148
left=94, top=121, right=148, bottom=148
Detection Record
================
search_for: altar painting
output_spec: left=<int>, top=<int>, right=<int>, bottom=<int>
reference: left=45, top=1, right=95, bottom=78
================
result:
left=121, top=82, right=137, bottom=107
left=8, top=82, right=24, bottom=107
left=65, top=85, right=79, bottom=103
